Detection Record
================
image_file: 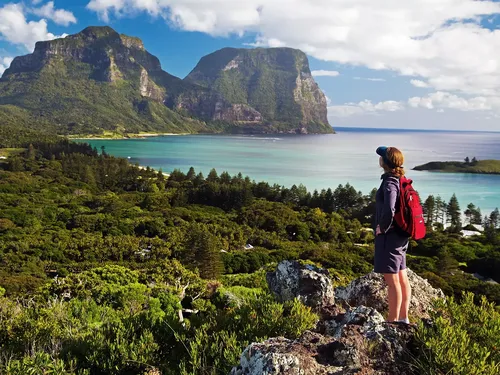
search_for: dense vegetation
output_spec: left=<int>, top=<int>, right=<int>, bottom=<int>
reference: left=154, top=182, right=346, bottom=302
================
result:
left=414, top=157, right=500, bottom=174
left=411, top=292, right=500, bottom=375
left=0, top=128, right=499, bottom=374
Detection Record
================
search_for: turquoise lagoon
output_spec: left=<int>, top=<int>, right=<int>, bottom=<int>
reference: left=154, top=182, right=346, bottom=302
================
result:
left=78, top=127, right=500, bottom=213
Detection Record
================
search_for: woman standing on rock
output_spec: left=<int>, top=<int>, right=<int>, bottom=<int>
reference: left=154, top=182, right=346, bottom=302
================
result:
left=374, top=146, right=411, bottom=324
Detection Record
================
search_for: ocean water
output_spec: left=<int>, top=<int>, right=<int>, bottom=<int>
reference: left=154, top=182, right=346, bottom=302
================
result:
left=78, top=127, right=500, bottom=213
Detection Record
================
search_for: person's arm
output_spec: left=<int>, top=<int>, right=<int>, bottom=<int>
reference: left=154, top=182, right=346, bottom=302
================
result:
left=378, top=178, right=399, bottom=233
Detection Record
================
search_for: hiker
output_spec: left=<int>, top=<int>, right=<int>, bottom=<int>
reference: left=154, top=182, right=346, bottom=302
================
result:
left=374, top=146, right=411, bottom=324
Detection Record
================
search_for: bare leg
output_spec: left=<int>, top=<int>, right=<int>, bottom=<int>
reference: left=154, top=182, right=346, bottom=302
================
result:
left=383, top=273, right=402, bottom=322
left=398, top=269, right=411, bottom=322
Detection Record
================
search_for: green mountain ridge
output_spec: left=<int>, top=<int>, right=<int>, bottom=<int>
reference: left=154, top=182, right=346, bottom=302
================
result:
left=0, top=26, right=332, bottom=135
left=185, top=47, right=331, bottom=133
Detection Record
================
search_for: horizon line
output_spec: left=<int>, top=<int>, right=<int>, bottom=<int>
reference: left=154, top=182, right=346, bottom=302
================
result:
left=333, top=126, right=500, bottom=133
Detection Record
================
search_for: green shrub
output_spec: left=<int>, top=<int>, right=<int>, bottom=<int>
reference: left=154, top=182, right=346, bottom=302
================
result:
left=5, top=352, right=80, bottom=375
left=411, top=292, right=500, bottom=375
left=179, top=296, right=318, bottom=375
left=220, top=270, right=268, bottom=290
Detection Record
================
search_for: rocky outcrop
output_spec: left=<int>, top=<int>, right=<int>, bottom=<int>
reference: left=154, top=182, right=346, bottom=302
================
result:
left=231, top=306, right=416, bottom=375
left=294, top=71, right=329, bottom=129
left=230, top=333, right=340, bottom=375
left=335, top=269, right=445, bottom=319
left=267, top=261, right=335, bottom=309
left=213, top=103, right=262, bottom=123
left=139, top=68, right=165, bottom=101
left=231, top=261, right=445, bottom=375
left=6, top=27, right=144, bottom=78
left=174, top=91, right=263, bottom=124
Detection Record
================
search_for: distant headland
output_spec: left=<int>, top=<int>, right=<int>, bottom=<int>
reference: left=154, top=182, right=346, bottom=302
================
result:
left=413, top=157, right=500, bottom=175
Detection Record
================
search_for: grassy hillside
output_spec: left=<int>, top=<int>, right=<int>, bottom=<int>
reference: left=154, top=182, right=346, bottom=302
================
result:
left=0, top=58, right=206, bottom=135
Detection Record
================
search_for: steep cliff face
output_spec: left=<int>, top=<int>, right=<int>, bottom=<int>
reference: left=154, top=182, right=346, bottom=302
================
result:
left=185, top=47, right=332, bottom=134
left=0, top=27, right=332, bottom=135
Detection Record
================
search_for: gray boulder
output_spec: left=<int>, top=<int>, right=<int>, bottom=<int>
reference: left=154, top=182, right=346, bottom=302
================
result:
left=231, top=262, right=443, bottom=375
left=335, top=269, right=445, bottom=319
left=323, top=305, right=385, bottom=339
left=230, top=306, right=415, bottom=375
left=266, top=260, right=335, bottom=309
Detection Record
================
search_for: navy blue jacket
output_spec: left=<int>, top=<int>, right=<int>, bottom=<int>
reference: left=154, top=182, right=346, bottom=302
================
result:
left=374, top=173, right=409, bottom=273
left=375, top=173, right=400, bottom=233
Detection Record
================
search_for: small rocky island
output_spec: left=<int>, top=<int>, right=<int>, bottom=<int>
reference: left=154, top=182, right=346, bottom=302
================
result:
left=413, top=158, right=500, bottom=175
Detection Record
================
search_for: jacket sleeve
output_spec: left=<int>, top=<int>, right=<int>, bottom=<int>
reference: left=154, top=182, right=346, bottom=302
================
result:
left=379, top=178, right=399, bottom=233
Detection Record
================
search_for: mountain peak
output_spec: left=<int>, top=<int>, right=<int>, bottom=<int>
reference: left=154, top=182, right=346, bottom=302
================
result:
left=67, top=26, right=145, bottom=50
left=3, top=26, right=154, bottom=79
left=185, top=46, right=330, bottom=132
left=79, top=26, right=118, bottom=38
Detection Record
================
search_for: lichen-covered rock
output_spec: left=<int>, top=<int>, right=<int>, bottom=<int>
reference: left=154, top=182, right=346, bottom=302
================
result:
left=232, top=263, right=439, bottom=375
left=232, top=263, right=440, bottom=375
left=266, top=261, right=335, bottom=309
left=334, top=269, right=445, bottom=319
left=229, top=334, right=343, bottom=375
left=230, top=307, right=415, bottom=375
left=323, top=306, right=385, bottom=339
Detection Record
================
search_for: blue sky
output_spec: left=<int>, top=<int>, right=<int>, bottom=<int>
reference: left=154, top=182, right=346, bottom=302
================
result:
left=1, top=0, right=500, bottom=131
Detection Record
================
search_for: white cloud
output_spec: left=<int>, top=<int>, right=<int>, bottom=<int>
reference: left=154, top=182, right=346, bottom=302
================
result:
left=328, top=100, right=404, bottom=117
left=0, top=3, right=65, bottom=51
left=88, top=0, right=165, bottom=23
left=353, top=77, right=386, bottom=82
left=328, top=105, right=364, bottom=117
left=408, top=96, right=434, bottom=109
left=411, top=79, right=430, bottom=88
left=332, top=91, right=500, bottom=118
left=332, top=90, right=500, bottom=118
left=0, top=56, right=13, bottom=76
left=85, top=0, right=500, bottom=100
left=32, top=1, right=77, bottom=26
left=311, top=70, right=340, bottom=77
left=409, top=92, right=500, bottom=112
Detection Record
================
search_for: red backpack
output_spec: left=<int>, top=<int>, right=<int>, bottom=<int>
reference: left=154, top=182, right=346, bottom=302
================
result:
left=394, top=176, right=426, bottom=240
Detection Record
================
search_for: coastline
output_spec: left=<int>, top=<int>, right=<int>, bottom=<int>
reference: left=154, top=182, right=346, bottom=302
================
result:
left=68, top=129, right=337, bottom=140
left=69, top=132, right=190, bottom=140
left=413, top=169, right=500, bottom=175
left=135, top=164, right=169, bottom=177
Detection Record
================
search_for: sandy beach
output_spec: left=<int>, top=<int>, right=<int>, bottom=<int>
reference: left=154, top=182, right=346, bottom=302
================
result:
left=69, top=133, right=189, bottom=140
left=136, top=164, right=170, bottom=177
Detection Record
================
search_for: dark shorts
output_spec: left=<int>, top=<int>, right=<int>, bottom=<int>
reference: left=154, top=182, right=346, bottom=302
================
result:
left=374, top=231, right=409, bottom=274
